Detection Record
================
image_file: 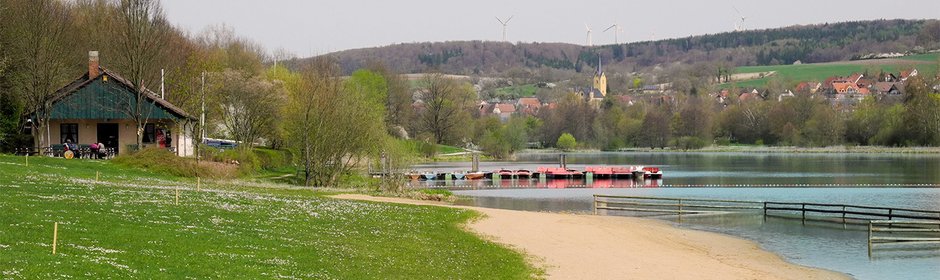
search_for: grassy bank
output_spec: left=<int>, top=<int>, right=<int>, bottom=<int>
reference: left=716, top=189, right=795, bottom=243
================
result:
left=0, top=155, right=534, bottom=279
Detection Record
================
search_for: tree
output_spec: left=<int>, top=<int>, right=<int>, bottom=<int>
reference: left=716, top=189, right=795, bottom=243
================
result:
left=803, top=106, right=845, bottom=147
left=480, top=117, right=529, bottom=158
left=366, top=62, right=413, bottom=137
left=3, top=0, right=75, bottom=148
left=286, top=59, right=386, bottom=187
left=212, top=69, right=284, bottom=149
left=556, top=133, right=577, bottom=151
left=555, top=132, right=578, bottom=151
left=639, top=105, right=672, bottom=148
left=902, top=76, right=940, bottom=146
left=417, top=73, right=475, bottom=145
left=113, top=0, right=172, bottom=148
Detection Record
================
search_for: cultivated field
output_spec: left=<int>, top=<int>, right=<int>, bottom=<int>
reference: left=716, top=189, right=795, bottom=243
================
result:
left=727, top=53, right=940, bottom=88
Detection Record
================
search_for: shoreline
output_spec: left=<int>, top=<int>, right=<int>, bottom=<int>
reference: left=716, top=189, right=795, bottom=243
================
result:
left=519, top=145, right=940, bottom=155
left=332, top=194, right=848, bottom=280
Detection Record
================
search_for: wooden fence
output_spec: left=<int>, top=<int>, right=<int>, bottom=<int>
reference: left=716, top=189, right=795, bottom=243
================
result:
left=593, top=194, right=940, bottom=255
left=868, top=220, right=940, bottom=256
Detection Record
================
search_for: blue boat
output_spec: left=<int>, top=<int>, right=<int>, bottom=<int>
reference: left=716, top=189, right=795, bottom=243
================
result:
left=453, top=172, right=466, bottom=180
left=422, top=173, right=437, bottom=180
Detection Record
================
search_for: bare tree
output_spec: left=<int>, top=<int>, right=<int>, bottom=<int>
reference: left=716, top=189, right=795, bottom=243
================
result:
left=113, top=0, right=171, bottom=148
left=418, top=73, right=475, bottom=144
left=212, top=69, right=284, bottom=149
left=4, top=0, right=75, bottom=148
left=287, top=58, right=385, bottom=187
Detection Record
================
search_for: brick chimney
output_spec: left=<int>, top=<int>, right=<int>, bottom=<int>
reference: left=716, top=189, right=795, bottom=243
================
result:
left=88, top=51, right=100, bottom=78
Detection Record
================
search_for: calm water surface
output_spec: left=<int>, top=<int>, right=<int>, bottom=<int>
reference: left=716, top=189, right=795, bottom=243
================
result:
left=416, top=152, right=940, bottom=280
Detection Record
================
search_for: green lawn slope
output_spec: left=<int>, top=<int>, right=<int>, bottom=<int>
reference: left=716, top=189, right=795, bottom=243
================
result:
left=0, top=155, right=534, bottom=279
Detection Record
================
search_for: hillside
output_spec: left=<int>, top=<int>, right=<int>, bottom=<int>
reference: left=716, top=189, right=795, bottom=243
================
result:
left=299, top=19, right=940, bottom=76
left=728, top=52, right=940, bottom=88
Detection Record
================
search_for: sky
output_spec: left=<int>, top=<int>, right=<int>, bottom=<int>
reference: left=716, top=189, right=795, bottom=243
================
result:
left=162, top=0, right=940, bottom=58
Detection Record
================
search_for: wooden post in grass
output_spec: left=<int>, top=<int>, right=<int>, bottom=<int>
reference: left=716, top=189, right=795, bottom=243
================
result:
left=25, top=153, right=28, bottom=167
left=96, top=171, right=100, bottom=183
left=52, top=222, right=58, bottom=255
left=197, top=177, right=201, bottom=191
left=175, top=187, right=179, bottom=205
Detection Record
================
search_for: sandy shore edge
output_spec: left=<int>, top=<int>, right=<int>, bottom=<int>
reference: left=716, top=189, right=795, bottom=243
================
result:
left=331, top=194, right=849, bottom=280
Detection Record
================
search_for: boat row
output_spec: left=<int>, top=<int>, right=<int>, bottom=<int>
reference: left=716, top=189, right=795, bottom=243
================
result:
left=407, top=166, right=662, bottom=181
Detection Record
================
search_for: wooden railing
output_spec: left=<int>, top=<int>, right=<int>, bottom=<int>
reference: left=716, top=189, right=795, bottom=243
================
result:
left=593, top=194, right=940, bottom=255
left=764, top=201, right=940, bottom=224
left=868, top=220, right=940, bottom=256
left=592, top=195, right=763, bottom=215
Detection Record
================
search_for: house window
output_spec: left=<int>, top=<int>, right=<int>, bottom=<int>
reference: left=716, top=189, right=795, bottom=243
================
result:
left=60, top=123, right=78, bottom=144
left=142, top=123, right=156, bottom=143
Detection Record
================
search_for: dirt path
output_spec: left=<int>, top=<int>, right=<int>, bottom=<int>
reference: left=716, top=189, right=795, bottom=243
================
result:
left=332, top=194, right=848, bottom=280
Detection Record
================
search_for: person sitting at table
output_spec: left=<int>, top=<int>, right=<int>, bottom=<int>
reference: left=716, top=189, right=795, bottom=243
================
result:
left=97, top=142, right=108, bottom=159
left=63, top=139, right=78, bottom=158
left=89, top=142, right=100, bottom=159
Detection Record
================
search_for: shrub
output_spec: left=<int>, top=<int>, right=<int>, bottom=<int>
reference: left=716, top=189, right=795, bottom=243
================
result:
left=671, top=136, right=707, bottom=150
left=253, top=148, right=293, bottom=170
left=113, top=148, right=237, bottom=179
left=556, top=133, right=577, bottom=151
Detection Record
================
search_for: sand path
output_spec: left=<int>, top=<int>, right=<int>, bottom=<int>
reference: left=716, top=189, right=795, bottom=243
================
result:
left=332, top=194, right=848, bottom=280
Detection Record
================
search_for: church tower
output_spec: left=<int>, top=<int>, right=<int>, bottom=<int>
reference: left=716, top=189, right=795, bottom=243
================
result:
left=592, top=57, right=607, bottom=96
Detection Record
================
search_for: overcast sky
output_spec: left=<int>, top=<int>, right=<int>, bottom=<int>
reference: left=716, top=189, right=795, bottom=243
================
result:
left=162, top=0, right=940, bottom=58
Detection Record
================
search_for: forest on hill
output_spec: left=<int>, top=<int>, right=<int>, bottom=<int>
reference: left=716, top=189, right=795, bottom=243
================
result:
left=306, top=19, right=940, bottom=76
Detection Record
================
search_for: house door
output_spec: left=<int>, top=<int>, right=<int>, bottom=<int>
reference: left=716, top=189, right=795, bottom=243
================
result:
left=97, top=123, right=119, bottom=154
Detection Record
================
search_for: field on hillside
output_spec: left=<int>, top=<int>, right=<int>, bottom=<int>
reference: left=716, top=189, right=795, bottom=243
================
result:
left=493, top=84, right=538, bottom=99
left=727, top=53, right=940, bottom=89
left=0, top=155, right=532, bottom=279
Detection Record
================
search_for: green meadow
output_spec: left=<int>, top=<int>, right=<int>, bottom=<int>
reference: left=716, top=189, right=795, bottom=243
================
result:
left=727, top=53, right=940, bottom=89
left=0, top=155, right=534, bottom=279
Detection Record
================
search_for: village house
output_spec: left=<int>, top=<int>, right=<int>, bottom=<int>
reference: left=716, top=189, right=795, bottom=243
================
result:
left=873, top=82, right=904, bottom=95
left=900, top=69, right=918, bottom=81
left=30, top=51, right=195, bottom=156
left=516, top=97, right=542, bottom=116
left=795, top=82, right=822, bottom=94
left=777, top=90, right=795, bottom=102
left=478, top=101, right=518, bottom=121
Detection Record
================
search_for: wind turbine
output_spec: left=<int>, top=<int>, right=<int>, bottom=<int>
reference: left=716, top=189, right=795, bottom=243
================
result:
left=732, top=5, right=747, bottom=31
left=496, top=16, right=514, bottom=42
left=585, top=24, right=593, bottom=46
left=604, top=23, right=623, bottom=44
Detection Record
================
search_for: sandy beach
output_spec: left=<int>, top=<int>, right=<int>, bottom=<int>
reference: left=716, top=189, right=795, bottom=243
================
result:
left=333, top=194, right=848, bottom=280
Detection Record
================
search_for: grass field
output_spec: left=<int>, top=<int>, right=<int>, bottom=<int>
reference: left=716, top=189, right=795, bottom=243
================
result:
left=0, top=155, right=533, bottom=279
left=727, top=53, right=940, bottom=89
left=493, top=84, right=538, bottom=98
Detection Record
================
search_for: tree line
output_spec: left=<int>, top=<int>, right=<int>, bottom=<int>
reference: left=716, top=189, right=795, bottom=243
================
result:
left=310, top=19, right=939, bottom=76
left=467, top=75, right=940, bottom=156
left=0, top=0, right=407, bottom=187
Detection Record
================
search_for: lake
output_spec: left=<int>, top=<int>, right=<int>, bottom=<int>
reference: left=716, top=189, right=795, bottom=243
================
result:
left=413, top=152, right=940, bottom=280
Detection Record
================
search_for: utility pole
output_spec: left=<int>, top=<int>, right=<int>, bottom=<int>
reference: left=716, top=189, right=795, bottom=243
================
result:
left=160, top=68, right=165, bottom=99
left=200, top=71, right=206, bottom=160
